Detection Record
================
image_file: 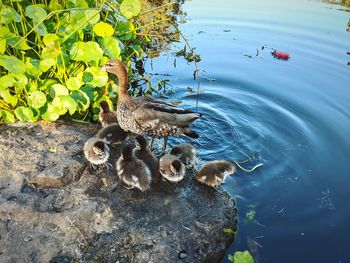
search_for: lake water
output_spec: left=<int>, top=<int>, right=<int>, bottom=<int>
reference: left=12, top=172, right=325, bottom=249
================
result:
left=146, top=0, right=350, bottom=262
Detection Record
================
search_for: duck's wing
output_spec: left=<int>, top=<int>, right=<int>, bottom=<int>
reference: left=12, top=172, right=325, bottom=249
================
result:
left=133, top=100, right=201, bottom=127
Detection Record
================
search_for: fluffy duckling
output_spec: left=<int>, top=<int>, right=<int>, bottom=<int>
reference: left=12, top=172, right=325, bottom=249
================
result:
left=170, top=143, right=197, bottom=169
left=84, top=137, right=110, bottom=168
left=134, top=135, right=161, bottom=183
left=159, top=154, right=186, bottom=182
left=96, top=123, right=129, bottom=145
left=99, top=101, right=118, bottom=127
left=116, top=145, right=151, bottom=192
left=195, top=160, right=236, bottom=187
left=101, top=60, right=201, bottom=154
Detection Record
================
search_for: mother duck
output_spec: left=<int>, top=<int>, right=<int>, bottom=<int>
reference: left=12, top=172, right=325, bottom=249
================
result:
left=101, top=60, right=201, bottom=153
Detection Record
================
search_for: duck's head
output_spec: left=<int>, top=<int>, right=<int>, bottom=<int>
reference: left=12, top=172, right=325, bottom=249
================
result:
left=99, top=101, right=110, bottom=113
left=121, top=144, right=134, bottom=161
left=135, top=135, right=147, bottom=151
left=101, top=60, right=128, bottom=75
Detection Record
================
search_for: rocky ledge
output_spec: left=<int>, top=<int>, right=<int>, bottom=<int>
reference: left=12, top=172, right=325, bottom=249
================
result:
left=0, top=121, right=237, bottom=263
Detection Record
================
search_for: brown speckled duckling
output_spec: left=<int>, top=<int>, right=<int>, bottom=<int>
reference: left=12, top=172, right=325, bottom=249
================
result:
left=134, top=135, right=161, bottom=184
left=101, top=60, right=201, bottom=154
left=195, top=160, right=236, bottom=187
left=159, top=154, right=186, bottom=182
left=96, top=123, right=129, bottom=145
left=99, top=101, right=118, bottom=127
left=116, top=145, right=151, bottom=192
left=170, top=143, right=197, bottom=169
left=84, top=137, right=110, bottom=168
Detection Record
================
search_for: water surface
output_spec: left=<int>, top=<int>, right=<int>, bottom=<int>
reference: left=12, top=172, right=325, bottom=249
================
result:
left=146, top=0, right=350, bottom=262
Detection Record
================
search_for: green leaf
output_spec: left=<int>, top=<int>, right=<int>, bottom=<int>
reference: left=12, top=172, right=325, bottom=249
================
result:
left=43, top=33, right=60, bottom=47
left=0, top=110, right=16, bottom=123
left=84, top=67, right=108, bottom=87
left=93, top=22, right=114, bottom=37
left=67, top=0, right=89, bottom=8
left=115, top=21, right=135, bottom=41
left=82, top=72, right=93, bottom=83
left=39, top=58, right=56, bottom=72
left=246, top=210, right=255, bottom=222
left=70, top=41, right=103, bottom=63
left=102, top=36, right=122, bottom=60
left=85, top=10, right=100, bottom=25
left=70, top=90, right=90, bottom=111
left=14, top=106, right=35, bottom=122
left=42, top=103, right=60, bottom=121
left=223, top=228, right=236, bottom=235
left=120, top=0, right=141, bottom=18
left=0, top=88, right=18, bottom=107
left=0, top=39, right=5, bottom=54
left=6, top=35, right=31, bottom=50
left=66, top=77, right=83, bottom=90
left=52, top=95, right=77, bottom=115
left=25, top=5, right=48, bottom=36
left=50, top=84, right=69, bottom=98
left=28, top=91, right=47, bottom=109
left=233, top=251, right=254, bottom=263
left=0, top=7, right=21, bottom=24
left=0, top=55, right=26, bottom=74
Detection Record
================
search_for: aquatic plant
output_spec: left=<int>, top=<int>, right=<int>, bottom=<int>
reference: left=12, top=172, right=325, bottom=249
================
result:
left=228, top=250, right=254, bottom=263
left=0, top=0, right=182, bottom=123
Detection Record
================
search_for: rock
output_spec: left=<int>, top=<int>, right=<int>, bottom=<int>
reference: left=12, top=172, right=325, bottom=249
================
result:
left=0, top=121, right=237, bottom=262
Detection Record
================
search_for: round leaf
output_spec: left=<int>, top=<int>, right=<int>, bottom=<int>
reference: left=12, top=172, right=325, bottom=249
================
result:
left=84, top=67, right=108, bottom=87
left=70, top=41, right=103, bottom=63
left=102, top=36, right=121, bottom=60
left=233, top=251, right=254, bottom=263
left=42, top=103, right=60, bottom=121
left=66, top=77, right=83, bottom=90
left=43, top=33, right=60, bottom=47
left=0, top=109, right=15, bottom=123
left=28, top=91, right=47, bottom=109
left=50, top=84, right=69, bottom=98
left=52, top=95, right=77, bottom=115
left=14, top=106, right=35, bottom=122
left=120, top=0, right=141, bottom=18
left=0, top=7, right=21, bottom=24
left=0, top=55, right=26, bottom=74
left=70, top=90, right=90, bottom=111
left=93, top=22, right=114, bottom=37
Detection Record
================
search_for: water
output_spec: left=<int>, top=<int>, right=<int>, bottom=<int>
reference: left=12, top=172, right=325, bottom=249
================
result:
left=146, top=0, right=350, bottom=262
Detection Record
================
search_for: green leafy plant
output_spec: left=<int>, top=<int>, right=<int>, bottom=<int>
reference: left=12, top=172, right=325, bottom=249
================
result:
left=228, top=250, right=254, bottom=263
left=0, top=0, right=181, bottom=123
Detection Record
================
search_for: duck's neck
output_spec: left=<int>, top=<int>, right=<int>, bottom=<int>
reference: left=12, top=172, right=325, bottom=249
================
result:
left=110, top=64, right=129, bottom=100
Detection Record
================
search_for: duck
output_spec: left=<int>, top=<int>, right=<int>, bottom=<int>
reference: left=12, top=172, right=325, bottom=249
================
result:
left=159, top=154, right=186, bottom=182
left=96, top=123, right=129, bottom=145
left=99, top=101, right=119, bottom=127
left=170, top=143, right=197, bottom=169
left=84, top=137, right=110, bottom=168
left=101, top=60, right=202, bottom=154
left=134, top=135, right=161, bottom=184
left=116, top=144, right=152, bottom=192
left=195, top=160, right=236, bottom=187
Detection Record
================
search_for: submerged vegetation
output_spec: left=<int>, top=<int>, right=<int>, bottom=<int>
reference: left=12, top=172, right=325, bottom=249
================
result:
left=0, top=0, right=188, bottom=123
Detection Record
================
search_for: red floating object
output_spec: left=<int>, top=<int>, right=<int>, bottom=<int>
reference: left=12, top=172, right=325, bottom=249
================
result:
left=272, top=50, right=290, bottom=60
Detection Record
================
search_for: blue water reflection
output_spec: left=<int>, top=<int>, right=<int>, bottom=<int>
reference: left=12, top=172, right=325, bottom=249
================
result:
left=146, top=0, right=350, bottom=261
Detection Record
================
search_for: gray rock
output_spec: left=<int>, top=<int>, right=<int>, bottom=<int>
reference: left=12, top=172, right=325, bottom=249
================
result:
left=0, top=121, right=237, bottom=262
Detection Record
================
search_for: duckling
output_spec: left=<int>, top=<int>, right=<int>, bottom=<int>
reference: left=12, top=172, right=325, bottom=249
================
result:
left=159, top=154, right=186, bottom=182
left=134, top=135, right=161, bottom=183
left=84, top=137, right=110, bottom=168
left=101, top=60, right=201, bottom=154
left=116, top=144, right=151, bottom=192
left=99, top=101, right=118, bottom=127
left=195, top=160, right=236, bottom=187
left=170, top=143, right=197, bottom=169
left=96, top=123, right=129, bottom=145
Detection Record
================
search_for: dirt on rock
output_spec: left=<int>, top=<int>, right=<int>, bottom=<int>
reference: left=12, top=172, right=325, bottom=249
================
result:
left=0, top=121, right=237, bottom=263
